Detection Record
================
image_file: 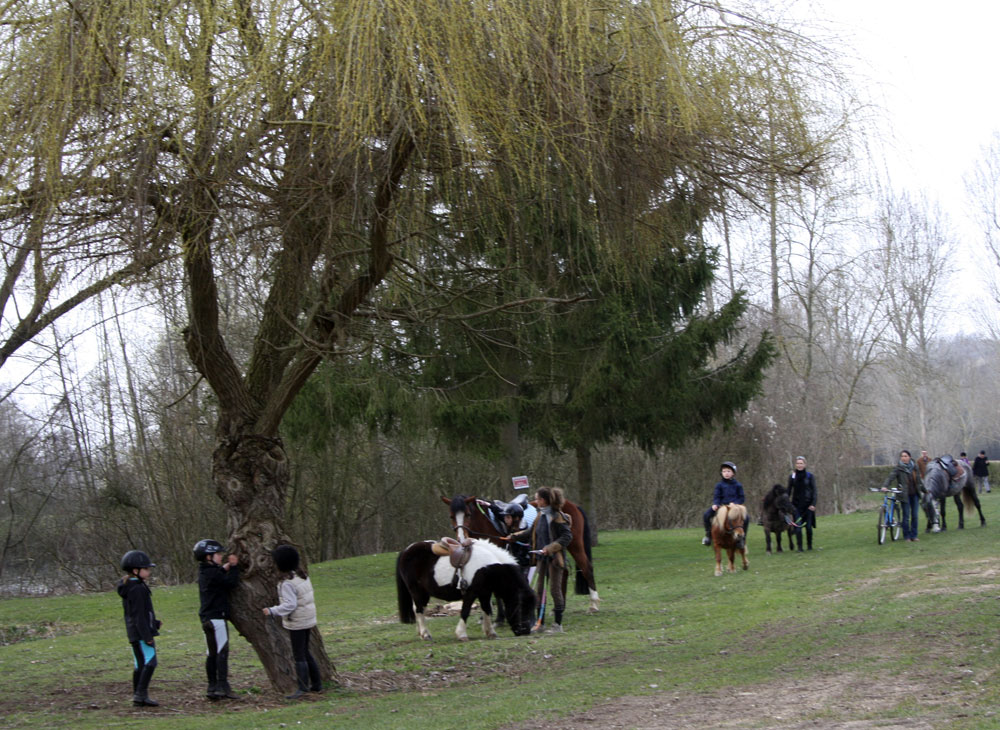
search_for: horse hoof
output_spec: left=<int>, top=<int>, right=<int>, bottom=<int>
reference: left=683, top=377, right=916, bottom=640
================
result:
left=714, top=570, right=722, bottom=577
left=587, top=606, right=599, bottom=615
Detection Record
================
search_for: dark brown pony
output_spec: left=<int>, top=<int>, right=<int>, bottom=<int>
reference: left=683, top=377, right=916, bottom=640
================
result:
left=442, top=495, right=600, bottom=613
left=711, top=503, right=748, bottom=576
left=760, top=484, right=797, bottom=554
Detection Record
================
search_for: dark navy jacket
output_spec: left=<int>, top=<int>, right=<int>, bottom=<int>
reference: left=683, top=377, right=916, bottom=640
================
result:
left=198, top=561, right=240, bottom=621
left=712, top=478, right=745, bottom=506
left=117, top=577, right=161, bottom=644
left=787, top=470, right=817, bottom=509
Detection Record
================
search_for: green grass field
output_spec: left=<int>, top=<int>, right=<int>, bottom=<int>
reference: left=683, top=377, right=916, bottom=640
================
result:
left=2, top=493, right=998, bottom=729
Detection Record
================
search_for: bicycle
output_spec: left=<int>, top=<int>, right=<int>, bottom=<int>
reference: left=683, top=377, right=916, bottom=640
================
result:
left=869, top=487, right=903, bottom=544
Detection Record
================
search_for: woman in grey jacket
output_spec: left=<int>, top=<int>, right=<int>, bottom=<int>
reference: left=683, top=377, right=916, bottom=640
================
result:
left=262, top=545, right=321, bottom=699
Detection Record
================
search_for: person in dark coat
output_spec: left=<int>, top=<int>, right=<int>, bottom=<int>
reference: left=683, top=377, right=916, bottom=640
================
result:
left=703, top=462, right=745, bottom=545
left=194, top=538, right=240, bottom=700
left=972, top=451, right=991, bottom=494
left=505, top=486, right=573, bottom=633
left=788, top=456, right=817, bottom=551
left=881, top=449, right=923, bottom=542
left=117, top=550, right=162, bottom=707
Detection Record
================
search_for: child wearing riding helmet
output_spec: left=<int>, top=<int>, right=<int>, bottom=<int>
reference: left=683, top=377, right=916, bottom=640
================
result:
left=194, top=538, right=240, bottom=700
left=262, top=545, right=322, bottom=699
left=702, top=462, right=746, bottom=545
left=117, top=549, right=162, bottom=707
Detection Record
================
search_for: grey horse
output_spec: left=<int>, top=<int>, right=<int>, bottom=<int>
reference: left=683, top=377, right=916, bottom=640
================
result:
left=922, top=455, right=986, bottom=532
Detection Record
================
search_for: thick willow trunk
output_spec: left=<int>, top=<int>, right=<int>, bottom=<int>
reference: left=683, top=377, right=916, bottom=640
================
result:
left=213, top=433, right=335, bottom=692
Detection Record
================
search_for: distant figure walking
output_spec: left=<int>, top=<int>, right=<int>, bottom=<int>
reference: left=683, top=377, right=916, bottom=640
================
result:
left=972, top=451, right=991, bottom=494
left=787, top=456, right=817, bottom=551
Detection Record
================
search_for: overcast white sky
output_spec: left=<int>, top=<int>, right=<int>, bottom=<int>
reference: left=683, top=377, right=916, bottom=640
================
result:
left=808, top=0, right=1000, bottom=324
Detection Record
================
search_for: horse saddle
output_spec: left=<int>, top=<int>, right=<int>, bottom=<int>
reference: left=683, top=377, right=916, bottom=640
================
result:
left=432, top=536, right=475, bottom=569
left=937, top=455, right=959, bottom=478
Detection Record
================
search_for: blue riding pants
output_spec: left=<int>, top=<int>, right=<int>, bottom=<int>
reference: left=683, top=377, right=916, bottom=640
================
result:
left=902, top=493, right=920, bottom=540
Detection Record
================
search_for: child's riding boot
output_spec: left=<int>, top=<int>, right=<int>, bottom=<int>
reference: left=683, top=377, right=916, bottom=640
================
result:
left=286, top=661, right=311, bottom=700
left=206, top=656, right=219, bottom=699
left=133, top=663, right=159, bottom=706
left=215, top=651, right=239, bottom=699
left=307, top=655, right=323, bottom=693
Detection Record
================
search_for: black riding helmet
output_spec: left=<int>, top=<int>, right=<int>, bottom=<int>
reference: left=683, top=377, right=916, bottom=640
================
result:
left=721, top=461, right=738, bottom=474
left=193, top=538, right=225, bottom=562
left=121, top=550, right=156, bottom=571
left=502, top=503, right=524, bottom=520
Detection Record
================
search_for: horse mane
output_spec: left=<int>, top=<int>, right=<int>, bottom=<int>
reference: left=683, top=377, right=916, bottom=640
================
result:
left=449, top=494, right=470, bottom=515
left=713, top=504, right=747, bottom=529
left=712, top=505, right=728, bottom=529
left=762, top=484, right=785, bottom=510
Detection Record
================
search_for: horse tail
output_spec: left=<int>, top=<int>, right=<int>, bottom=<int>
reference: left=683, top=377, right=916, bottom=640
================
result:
left=575, top=505, right=593, bottom=595
left=396, top=552, right=416, bottom=624
left=962, top=485, right=976, bottom=515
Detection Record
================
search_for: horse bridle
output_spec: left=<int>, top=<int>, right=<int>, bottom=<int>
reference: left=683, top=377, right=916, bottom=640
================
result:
left=452, top=498, right=511, bottom=540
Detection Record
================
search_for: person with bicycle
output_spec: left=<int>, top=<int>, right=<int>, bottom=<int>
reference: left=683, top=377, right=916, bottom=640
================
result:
left=881, top=449, right=923, bottom=542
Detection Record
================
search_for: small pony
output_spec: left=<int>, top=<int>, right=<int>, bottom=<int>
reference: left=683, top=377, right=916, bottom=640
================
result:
left=396, top=538, right=535, bottom=641
left=711, top=503, right=749, bottom=576
left=760, top=484, right=798, bottom=554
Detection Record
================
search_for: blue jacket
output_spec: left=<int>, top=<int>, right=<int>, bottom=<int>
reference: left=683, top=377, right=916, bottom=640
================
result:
left=712, top=478, right=745, bottom=507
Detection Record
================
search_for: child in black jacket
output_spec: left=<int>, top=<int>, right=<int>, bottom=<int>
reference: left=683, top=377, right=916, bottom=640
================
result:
left=117, top=550, right=162, bottom=707
left=194, top=538, right=240, bottom=700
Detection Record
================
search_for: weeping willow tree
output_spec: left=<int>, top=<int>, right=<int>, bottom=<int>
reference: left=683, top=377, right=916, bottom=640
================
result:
left=0, top=0, right=844, bottom=687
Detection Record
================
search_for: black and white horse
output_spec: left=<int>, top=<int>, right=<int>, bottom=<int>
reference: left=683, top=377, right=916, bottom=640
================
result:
left=922, top=456, right=986, bottom=532
left=396, top=538, right=536, bottom=640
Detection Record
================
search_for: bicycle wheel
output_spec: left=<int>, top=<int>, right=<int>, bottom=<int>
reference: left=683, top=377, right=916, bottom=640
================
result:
left=877, top=506, right=888, bottom=544
left=891, top=500, right=903, bottom=541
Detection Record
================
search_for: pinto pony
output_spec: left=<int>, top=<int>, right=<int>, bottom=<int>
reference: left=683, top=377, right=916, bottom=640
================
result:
left=396, top=538, right=536, bottom=641
left=760, top=484, right=797, bottom=554
left=711, top=503, right=749, bottom=576
left=922, top=456, right=986, bottom=532
left=443, top=495, right=600, bottom=613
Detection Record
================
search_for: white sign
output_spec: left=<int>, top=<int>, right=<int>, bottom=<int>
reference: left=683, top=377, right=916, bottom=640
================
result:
left=512, top=475, right=530, bottom=490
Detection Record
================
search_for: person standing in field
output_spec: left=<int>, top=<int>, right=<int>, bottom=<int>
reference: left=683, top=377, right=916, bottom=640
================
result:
left=917, top=450, right=931, bottom=480
left=788, top=456, right=817, bottom=551
left=262, top=545, right=322, bottom=699
left=880, top=449, right=923, bottom=542
left=973, top=451, right=991, bottom=494
left=117, top=550, right=162, bottom=707
left=194, top=538, right=240, bottom=700
left=504, top=486, right=573, bottom=633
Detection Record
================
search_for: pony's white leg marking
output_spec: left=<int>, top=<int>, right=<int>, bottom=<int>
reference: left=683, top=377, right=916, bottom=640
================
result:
left=481, top=612, right=497, bottom=639
left=455, top=617, right=469, bottom=641
left=588, top=589, right=601, bottom=613
left=415, top=610, right=431, bottom=641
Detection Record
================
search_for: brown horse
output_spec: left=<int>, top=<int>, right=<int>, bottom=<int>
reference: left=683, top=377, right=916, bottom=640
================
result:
left=442, top=495, right=600, bottom=613
left=711, top=503, right=748, bottom=576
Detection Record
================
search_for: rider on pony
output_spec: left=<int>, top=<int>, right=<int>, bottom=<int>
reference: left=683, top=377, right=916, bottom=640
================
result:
left=703, top=462, right=745, bottom=545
